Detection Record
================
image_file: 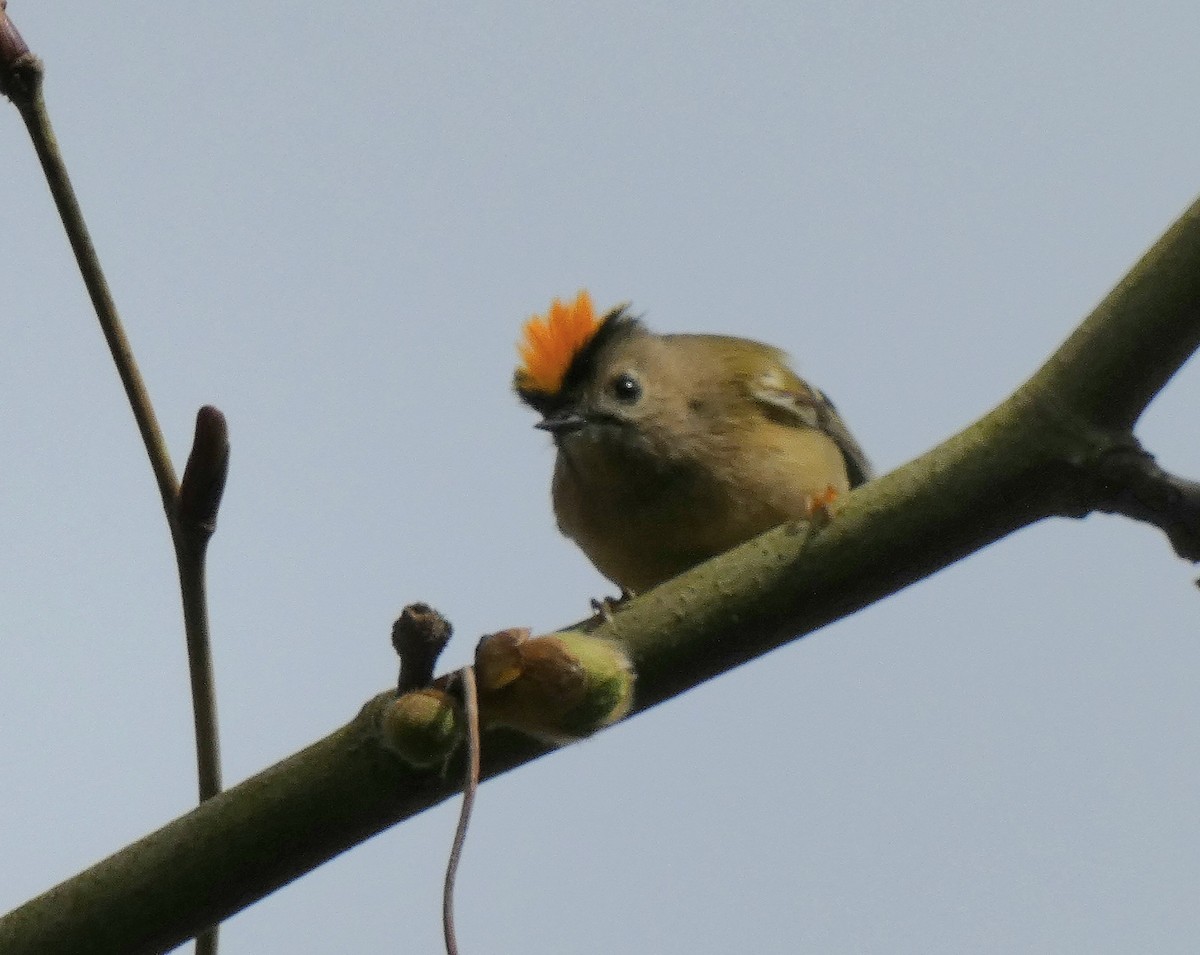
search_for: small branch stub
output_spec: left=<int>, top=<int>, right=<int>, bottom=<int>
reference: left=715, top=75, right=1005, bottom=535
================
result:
left=393, top=603, right=453, bottom=692
left=383, top=605, right=461, bottom=767
left=1086, top=441, right=1200, bottom=562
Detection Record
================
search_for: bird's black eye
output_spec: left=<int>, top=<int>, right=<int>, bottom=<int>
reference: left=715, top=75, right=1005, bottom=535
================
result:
left=609, top=371, right=642, bottom=403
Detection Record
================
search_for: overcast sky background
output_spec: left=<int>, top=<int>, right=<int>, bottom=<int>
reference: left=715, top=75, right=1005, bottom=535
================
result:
left=3, top=3, right=1200, bottom=953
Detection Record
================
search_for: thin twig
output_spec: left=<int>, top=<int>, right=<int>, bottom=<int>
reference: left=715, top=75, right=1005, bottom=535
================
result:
left=177, top=406, right=231, bottom=802
left=181, top=539, right=220, bottom=955
left=176, top=407, right=230, bottom=955
left=443, top=666, right=480, bottom=955
left=3, top=19, right=227, bottom=955
left=4, top=49, right=179, bottom=510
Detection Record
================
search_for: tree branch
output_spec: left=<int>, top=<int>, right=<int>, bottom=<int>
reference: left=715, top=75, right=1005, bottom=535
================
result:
left=3, top=193, right=1200, bottom=954
left=175, top=406, right=232, bottom=804
left=1029, top=197, right=1200, bottom=431
left=1, top=26, right=179, bottom=512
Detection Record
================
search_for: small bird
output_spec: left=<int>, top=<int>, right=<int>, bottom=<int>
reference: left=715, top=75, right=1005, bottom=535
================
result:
left=514, top=291, right=872, bottom=593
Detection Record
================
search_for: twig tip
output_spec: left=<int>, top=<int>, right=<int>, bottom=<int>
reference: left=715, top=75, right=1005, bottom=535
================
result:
left=178, top=404, right=231, bottom=537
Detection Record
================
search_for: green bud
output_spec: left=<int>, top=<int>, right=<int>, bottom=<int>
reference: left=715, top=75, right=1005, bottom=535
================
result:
left=476, top=628, right=635, bottom=743
left=380, top=688, right=464, bottom=768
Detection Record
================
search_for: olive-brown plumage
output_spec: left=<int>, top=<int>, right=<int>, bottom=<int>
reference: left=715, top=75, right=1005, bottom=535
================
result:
left=517, top=303, right=871, bottom=593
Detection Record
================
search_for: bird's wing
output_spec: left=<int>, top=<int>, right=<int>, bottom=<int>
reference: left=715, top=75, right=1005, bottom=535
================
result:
left=750, top=370, right=874, bottom=488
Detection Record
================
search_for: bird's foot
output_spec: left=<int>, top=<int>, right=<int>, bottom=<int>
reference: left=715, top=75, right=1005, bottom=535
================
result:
left=804, top=485, right=841, bottom=529
left=590, top=589, right=635, bottom=625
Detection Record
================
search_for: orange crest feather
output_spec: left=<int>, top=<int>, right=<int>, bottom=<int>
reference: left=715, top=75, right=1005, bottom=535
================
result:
left=515, top=290, right=602, bottom=395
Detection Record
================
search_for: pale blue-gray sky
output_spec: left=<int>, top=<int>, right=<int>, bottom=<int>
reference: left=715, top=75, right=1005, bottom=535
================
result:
left=3, top=3, right=1199, bottom=952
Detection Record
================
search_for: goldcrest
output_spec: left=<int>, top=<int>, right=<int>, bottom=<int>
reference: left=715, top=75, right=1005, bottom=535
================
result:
left=515, top=291, right=872, bottom=593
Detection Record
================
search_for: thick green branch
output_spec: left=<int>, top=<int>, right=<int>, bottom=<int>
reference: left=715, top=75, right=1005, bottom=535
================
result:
left=3, top=199, right=1200, bottom=955
left=0, top=399, right=1150, bottom=953
left=1030, top=195, right=1200, bottom=430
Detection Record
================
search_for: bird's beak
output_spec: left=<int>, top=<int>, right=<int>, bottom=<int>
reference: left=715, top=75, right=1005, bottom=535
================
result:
left=535, top=410, right=588, bottom=434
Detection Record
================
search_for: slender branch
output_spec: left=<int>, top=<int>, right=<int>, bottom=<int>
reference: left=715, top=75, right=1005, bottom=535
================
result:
left=175, top=406, right=231, bottom=955
left=176, top=406, right=231, bottom=804
left=2, top=42, right=178, bottom=511
left=3, top=20, right=230, bottom=953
